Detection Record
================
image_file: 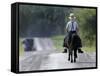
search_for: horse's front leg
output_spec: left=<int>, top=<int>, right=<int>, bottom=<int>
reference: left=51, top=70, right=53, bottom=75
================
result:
left=74, top=48, right=77, bottom=62
left=68, top=49, right=70, bottom=61
left=71, top=51, right=73, bottom=63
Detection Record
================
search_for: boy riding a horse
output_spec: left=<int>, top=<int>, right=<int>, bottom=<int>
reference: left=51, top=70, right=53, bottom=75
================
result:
left=63, top=13, right=83, bottom=54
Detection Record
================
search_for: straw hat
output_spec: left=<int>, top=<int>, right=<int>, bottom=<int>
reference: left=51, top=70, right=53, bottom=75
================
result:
left=68, top=13, right=76, bottom=19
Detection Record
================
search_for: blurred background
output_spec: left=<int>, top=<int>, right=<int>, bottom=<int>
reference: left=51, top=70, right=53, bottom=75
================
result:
left=19, top=4, right=96, bottom=56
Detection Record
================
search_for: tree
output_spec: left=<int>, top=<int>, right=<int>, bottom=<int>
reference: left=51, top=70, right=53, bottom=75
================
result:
left=73, top=8, right=96, bottom=46
left=19, top=5, right=72, bottom=37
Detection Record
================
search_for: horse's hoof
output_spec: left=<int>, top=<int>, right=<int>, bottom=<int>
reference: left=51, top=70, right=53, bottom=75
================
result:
left=68, top=57, right=70, bottom=61
left=78, top=49, right=84, bottom=53
left=74, top=59, right=76, bottom=62
left=71, top=60, right=73, bottom=63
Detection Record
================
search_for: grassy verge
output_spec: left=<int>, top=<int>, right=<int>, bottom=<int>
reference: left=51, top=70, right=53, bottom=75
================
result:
left=51, top=35, right=96, bottom=53
left=19, top=38, right=24, bottom=56
left=82, top=46, right=96, bottom=53
left=51, top=35, right=65, bottom=52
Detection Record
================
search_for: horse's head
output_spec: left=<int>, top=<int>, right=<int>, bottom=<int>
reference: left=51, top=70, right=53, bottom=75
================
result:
left=72, top=33, right=78, bottom=38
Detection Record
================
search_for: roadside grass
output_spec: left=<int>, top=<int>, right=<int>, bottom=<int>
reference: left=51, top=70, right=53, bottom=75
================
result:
left=51, top=35, right=65, bottom=52
left=82, top=46, right=96, bottom=53
left=19, top=38, right=24, bottom=56
left=19, top=36, right=96, bottom=56
left=51, top=35, right=96, bottom=53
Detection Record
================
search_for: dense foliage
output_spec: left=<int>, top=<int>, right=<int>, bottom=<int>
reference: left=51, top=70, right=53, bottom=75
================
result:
left=73, top=8, right=96, bottom=46
left=19, top=5, right=96, bottom=47
left=19, top=5, right=72, bottom=37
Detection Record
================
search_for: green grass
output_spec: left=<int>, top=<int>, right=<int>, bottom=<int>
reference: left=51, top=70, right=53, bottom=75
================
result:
left=51, top=35, right=96, bottom=53
left=19, top=39, right=24, bottom=56
left=19, top=36, right=96, bottom=55
left=51, top=35, right=65, bottom=52
left=82, top=46, right=96, bottom=53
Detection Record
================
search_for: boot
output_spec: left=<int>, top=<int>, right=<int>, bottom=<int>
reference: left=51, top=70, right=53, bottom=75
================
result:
left=78, top=48, right=84, bottom=53
left=63, top=49, right=67, bottom=53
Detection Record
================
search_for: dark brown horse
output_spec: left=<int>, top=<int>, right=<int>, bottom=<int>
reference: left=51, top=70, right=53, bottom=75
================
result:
left=64, top=33, right=82, bottom=63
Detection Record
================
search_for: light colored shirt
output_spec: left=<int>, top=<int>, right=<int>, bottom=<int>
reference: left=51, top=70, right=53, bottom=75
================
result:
left=66, top=20, right=78, bottom=32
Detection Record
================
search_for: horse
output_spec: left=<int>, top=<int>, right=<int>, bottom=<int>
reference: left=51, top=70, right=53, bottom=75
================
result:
left=63, top=32, right=82, bottom=63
